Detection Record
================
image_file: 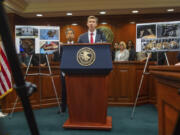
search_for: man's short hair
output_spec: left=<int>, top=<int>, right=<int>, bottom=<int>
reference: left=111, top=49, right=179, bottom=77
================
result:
left=65, top=28, right=74, bottom=35
left=87, top=16, right=98, bottom=23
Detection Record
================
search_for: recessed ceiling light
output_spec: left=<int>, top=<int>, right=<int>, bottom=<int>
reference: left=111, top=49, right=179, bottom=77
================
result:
left=66, top=13, right=72, bottom=16
left=99, top=11, right=106, bottom=15
left=36, top=14, right=43, bottom=17
left=132, top=10, right=139, bottom=14
left=130, top=21, right=135, bottom=24
left=101, top=22, right=107, bottom=24
left=167, top=8, right=174, bottom=12
left=72, top=23, right=78, bottom=26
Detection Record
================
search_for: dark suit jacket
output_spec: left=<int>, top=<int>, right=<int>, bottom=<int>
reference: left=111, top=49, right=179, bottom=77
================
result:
left=78, top=30, right=107, bottom=43
left=177, top=52, right=180, bottom=62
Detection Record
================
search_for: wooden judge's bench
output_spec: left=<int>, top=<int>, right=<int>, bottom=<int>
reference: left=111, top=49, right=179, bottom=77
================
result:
left=149, top=65, right=180, bottom=135
left=1, top=61, right=156, bottom=113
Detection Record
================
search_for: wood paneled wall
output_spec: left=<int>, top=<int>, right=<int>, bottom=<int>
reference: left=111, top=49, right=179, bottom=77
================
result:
left=115, top=23, right=136, bottom=43
left=9, top=13, right=180, bottom=43
left=7, top=13, right=180, bottom=63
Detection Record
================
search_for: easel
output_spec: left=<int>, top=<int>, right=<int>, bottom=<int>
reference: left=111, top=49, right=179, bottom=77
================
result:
left=9, top=53, right=61, bottom=118
left=131, top=51, right=169, bottom=119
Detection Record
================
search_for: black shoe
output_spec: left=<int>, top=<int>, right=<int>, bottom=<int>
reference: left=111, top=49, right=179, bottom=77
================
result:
left=57, top=109, right=62, bottom=114
left=61, top=107, right=66, bottom=113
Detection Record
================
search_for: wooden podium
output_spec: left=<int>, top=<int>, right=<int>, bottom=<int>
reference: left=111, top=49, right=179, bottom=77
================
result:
left=60, top=43, right=112, bottom=130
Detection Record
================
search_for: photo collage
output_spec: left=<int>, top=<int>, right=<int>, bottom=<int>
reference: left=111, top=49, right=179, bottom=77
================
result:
left=15, top=25, right=60, bottom=54
left=136, top=21, right=180, bottom=52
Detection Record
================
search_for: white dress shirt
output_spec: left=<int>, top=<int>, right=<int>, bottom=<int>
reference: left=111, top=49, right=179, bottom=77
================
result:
left=88, top=30, right=96, bottom=43
left=67, top=41, right=74, bottom=44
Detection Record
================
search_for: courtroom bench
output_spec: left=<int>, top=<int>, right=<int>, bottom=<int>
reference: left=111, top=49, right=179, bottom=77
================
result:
left=1, top=61, right=156, bottom=112
left=108, top=61, right=156, bottom=106
left=149, top=65, right=180, bottom=135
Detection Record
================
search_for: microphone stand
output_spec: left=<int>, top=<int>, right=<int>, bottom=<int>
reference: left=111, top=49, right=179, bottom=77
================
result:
left=0, top=1, right=39, bottom=135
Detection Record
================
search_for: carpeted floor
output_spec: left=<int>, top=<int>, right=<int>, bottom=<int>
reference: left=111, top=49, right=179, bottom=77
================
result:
left=0, top=104, right=158, bottom=135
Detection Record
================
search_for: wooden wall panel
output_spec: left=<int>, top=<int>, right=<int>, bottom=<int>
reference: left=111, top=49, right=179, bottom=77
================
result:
left=108, top=62, right=155, bottom=106
left=41, top=76, right=57, bottom=98
left=115, top=23, right=136, bottom=44
left=6, top=13, right=180, bottom=64
left=9, top=13, right=180, bottom=43
left=112, top=67, right=130, bottom=100
left=8, top=13, right=180, bottom=63
left=136, top=70, right=148, bottom=97
left=167, top=51, right=179, bottom=65
left=156, top=81, right=180, bottom=135
left=164, top=104, right=178, bottom=135
left=148, top=74, right=156, bottom=104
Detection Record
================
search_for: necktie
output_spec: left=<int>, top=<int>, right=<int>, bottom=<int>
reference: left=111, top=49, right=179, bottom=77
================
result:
left=90, top=33, right=93, bottom=44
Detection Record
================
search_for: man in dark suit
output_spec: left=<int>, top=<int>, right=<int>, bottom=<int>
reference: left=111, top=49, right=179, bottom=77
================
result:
left=78, top=16, right=106, bottom=43
left=61, top=28, right=75, bottom=113
left=175, top=52, right=180, bottom=65
left=177, top=52, right=180, bottom=62
left=57, top=28, right=75, bottom=113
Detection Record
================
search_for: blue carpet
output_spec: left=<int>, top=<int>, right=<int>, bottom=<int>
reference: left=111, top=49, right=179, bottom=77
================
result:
left=0, top=104, right=157, bottom=135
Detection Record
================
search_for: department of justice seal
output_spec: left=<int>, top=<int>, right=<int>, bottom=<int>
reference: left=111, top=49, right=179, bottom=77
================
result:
left=77, top=47, right=96, bottom=66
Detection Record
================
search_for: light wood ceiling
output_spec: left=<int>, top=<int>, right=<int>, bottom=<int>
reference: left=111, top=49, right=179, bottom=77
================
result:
left=3, top=0, right=180, bottom=18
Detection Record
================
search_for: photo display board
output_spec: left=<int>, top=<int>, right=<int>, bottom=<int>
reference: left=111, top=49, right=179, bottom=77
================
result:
left=136, top=21, right=180, bottom=52
left=15, top=25, right=60, bottom=54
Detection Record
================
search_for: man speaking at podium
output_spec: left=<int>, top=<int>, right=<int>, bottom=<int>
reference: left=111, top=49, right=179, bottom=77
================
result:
left=78, top=16, right=107, bottom=43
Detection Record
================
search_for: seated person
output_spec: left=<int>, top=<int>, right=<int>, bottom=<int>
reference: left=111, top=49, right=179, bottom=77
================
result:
left=32, top=54, right=47, bottom=67
left=114, top=41, right=129, bottom=61
left=19, top=53, right=47, bottom=67
left=53, top=28, right=75, bottom=62
left=137, top=52, right=148, bottom=62
left=54, top=28, right=75, bottom=113
left=137, top=51, right=165, bottom=65
left=150, top=52, right=166, bottom=65
left=112, top=42, right=119, bottom=61
left=18, top=52, right=31, bottom=67
left=175, top=52, right=180, bottom=65
left=127, top=40, right=136, bottom=61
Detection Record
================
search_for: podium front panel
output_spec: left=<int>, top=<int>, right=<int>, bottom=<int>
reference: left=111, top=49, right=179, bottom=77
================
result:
left=60, top=44, right=112, bottom=74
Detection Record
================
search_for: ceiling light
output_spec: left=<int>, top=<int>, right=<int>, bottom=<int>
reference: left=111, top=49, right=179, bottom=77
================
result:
left=132, top=10, right=139, bottom=14
left=99, top=11, right=106, bottom=15
left=167, top=8, right=174, bottom=12
left=130, top=21, right=135, bottom=24
left=72, top=23, right=78, bottom=26
left=101, top=22, right=107, bottom=24
left=36, top=14, right=43, bottom=17
left=66, top=13, right=72, bottom=16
